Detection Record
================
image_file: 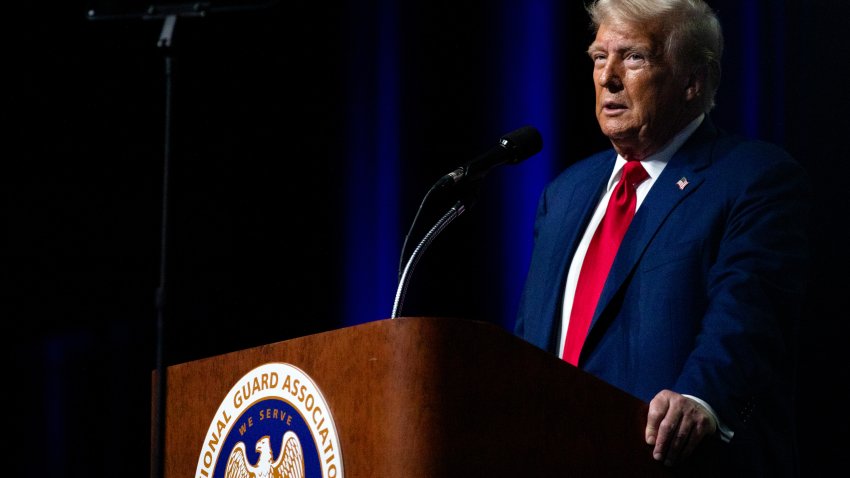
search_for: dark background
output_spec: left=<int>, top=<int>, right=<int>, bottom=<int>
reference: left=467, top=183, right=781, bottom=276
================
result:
left=6, top=1, right=848, bottom=476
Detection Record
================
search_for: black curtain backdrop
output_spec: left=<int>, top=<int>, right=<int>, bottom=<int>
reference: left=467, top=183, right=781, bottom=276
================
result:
left=7, top=1, right=848, bottom=476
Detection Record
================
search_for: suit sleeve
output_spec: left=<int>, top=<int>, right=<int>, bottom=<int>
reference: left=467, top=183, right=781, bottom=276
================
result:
left=673, top=143, right=812, bottom=435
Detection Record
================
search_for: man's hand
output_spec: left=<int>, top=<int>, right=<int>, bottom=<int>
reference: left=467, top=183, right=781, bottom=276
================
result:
left=645, top=389, right=717, bottom=466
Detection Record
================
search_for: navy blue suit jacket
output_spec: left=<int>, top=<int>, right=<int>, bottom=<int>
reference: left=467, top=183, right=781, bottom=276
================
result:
left=514, top=118, right=810, bottom=476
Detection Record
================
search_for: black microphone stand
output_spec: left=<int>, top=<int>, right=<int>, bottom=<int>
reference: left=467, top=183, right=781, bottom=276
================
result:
left=89, top=7, right=205, bottom=477
left=86, top=4, right=266, bottom=478
left=152, top=13, right=180, bottom=478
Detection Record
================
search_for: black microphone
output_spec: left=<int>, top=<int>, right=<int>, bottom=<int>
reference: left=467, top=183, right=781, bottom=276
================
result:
left=436, top=125, right=543, bottom=188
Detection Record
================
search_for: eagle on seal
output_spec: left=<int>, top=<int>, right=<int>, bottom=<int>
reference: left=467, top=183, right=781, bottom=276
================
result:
left=224, top=431, right=304, bottom=478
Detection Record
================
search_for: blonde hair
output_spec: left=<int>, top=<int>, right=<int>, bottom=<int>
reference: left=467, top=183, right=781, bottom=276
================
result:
left=587, top=0, right=723, bottom=112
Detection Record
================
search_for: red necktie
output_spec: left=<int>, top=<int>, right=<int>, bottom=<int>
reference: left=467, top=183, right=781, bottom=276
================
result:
left=562, top=160, right=649, bottom=365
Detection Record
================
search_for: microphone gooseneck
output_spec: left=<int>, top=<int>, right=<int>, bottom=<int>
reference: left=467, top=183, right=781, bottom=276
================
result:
left=392, top=200, right=466, bottom=319
left=393, top=125, right=543, bottom=318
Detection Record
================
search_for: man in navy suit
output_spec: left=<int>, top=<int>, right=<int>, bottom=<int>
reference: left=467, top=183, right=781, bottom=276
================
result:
left=514, top=0, right=810, bottom=475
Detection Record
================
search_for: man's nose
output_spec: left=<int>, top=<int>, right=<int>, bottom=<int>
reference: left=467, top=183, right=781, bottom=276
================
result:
left=598, top=61, right=623, bottom=91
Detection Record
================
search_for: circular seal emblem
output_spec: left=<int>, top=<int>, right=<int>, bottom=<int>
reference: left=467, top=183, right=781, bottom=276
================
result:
left=195, top=362, right=343, bottom=478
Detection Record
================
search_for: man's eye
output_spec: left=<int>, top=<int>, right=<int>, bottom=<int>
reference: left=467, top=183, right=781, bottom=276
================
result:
left=626, top=53, right=645, bottom=61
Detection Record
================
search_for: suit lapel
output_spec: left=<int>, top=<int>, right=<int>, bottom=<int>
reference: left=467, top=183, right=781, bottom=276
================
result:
left=556, top=157, right=617, bottom=271
left=536, top=155, right=614, bottom=353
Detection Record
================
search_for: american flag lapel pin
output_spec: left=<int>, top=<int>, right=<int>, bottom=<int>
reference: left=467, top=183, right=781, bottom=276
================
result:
left=676, top=177, right=689, bottom=190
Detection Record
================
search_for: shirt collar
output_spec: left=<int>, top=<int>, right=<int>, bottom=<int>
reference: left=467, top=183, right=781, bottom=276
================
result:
left=609, top=113, right=705, bottom=189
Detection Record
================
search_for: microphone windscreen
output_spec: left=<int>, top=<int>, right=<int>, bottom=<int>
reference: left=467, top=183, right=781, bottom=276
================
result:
left=500, top=126, right=543, bottom=164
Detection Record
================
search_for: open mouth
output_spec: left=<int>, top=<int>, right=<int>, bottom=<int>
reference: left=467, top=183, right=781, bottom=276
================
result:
left=602, top=101, right=627, bottom=113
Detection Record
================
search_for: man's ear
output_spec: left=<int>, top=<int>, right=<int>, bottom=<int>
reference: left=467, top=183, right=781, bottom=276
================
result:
left=686, top=61, right=720, bottom=103
left=685, top=66, right=707, bottom=102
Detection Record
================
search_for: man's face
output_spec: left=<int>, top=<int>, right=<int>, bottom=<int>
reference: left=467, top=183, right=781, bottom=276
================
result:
left=589, top=20, right=693, bottom=159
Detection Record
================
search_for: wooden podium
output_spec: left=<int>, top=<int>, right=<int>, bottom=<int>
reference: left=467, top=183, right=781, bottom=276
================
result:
left=153, top=316, right=709, bottom=477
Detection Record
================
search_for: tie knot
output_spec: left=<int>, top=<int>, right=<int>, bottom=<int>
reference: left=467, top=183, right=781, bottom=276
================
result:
left=622, top=160, right=648, bottom=188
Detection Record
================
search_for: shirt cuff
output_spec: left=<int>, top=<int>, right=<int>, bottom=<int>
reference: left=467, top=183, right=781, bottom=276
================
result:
left=682, top=394, right=734, bottom=443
